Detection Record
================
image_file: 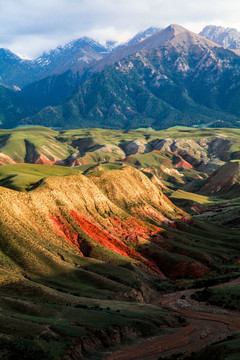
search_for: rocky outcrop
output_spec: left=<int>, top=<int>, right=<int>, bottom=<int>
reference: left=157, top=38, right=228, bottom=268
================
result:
left=0, top=153, right=16, bottom=165
left=123, top=140, right=153, bottom=156
left=150, top=136, right=232, bottom=172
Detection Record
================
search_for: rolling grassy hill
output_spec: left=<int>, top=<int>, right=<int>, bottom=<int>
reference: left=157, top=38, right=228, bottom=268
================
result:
left=1, top=126, right=240, bottom=169
left=0, top=163, right=80, bottom=191
left=0, top=127, right=73, bottom=164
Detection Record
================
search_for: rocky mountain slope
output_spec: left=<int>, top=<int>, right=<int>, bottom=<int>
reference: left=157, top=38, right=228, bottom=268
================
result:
left=0, top=37, right=111, bottom=89
left=200, top=25, right=240, bottom=49
left=86, top=24, right=186, bottom=74
left=0, top=26, right=177, bottom=123
left=0, top=49, right=32, bottom=88
left=22, top=24, right=240, bottom=130
left=34, top=37, right=108, bottom=76
left=0, top=27, right=162, bottom=91
left=0, top=38, right=113, bottom=122
left=20, top=69, right=82, bottom=111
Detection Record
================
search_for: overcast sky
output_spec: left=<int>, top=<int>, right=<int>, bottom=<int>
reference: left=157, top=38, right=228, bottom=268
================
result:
left=0, top=0, right=240, bottom=59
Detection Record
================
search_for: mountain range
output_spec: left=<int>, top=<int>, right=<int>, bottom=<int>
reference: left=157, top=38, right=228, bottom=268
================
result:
left=200, top=25, right=240, bottom=49
left=0, top=27, right=160, bottom=89
left=1, top=24, right=240, bottom=131
left=0, top=38, right=112, bottom=89
left=20, top=25, right=240, bottom=130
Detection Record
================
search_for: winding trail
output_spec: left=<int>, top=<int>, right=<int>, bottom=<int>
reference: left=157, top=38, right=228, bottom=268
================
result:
left=102, top=278, right=240, bottom=360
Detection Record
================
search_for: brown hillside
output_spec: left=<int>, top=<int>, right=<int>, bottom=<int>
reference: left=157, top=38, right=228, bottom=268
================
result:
left=199, top=161, right=240, bottom=197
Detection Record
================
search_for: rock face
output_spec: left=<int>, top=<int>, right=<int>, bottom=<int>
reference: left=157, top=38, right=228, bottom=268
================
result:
left=123, top=140, right=153, bottom=155
left=0, top=152, right=16, bottom=165
left=88, top=24, right=186, bottom=74
left=34, top=37, right=108, bottom=76
left=0, top=27, right=164, bottom=90
left=200, top=25, right=240, bottom=49
left=150, top=136, right=230, bottom=173
left=87, top=166, right=179, bottom=217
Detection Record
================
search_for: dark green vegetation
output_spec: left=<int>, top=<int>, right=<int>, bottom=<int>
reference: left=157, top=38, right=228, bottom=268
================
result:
left=182, top=334, right=240, bottom=360
left=161, top=334, right=240, bottom=360
left=0, top=85, right=34, bottom=129
left=193, top=286, right=240, bottom=310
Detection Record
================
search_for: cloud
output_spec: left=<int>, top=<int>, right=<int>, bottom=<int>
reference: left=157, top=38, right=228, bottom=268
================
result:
left=0, top=0, right=239, bottom=58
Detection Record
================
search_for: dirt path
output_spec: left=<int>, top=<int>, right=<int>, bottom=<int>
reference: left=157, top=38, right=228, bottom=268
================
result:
left=101, top=279, right=240, bottom=360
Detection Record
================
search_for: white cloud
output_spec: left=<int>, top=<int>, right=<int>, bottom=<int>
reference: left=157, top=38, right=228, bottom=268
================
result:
left=0, top=0, right=240, bottom=58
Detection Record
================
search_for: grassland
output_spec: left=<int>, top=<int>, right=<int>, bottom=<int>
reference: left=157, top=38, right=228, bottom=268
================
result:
left=170, top=189, right=217, bottom=204
left=0, top=163, right=80, bottom=191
